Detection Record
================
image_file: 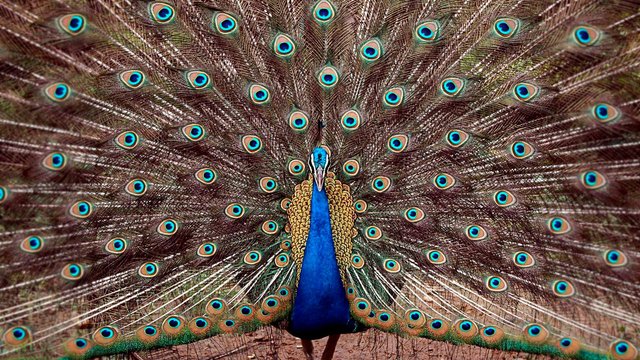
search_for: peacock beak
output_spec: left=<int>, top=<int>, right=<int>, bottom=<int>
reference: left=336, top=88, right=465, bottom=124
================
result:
left=314, top=166, right=325, bottom=191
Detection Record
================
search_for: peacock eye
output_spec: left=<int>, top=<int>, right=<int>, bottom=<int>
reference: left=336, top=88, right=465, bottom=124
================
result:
left=224, top=203, right=245, bottom=219
left=58, top=14, right=87, bottom=35
left=206, top=298, right=227, bottom=316
left=259, top=177, right=278, bottom=193
left=552, top=279, right=575, bottom=297
left=524, top=324, right=549, bottom=343
left=485, top=275, right=508, bottom=292
left=493, top=190, right=516, bottom=207
left=42, top=151, right=68, bottom=171
left=580, top=170, right=606, bottom=190
left=313, top=0, right=336, bottom=24
left=69, top=200, right=94, bottom=219
left=181, top=124, right=206, bottom=142
left=249, top=84, right=271, bottom=104
left=242, top=135, right=263, bottom=153
left=114, top=130, right=140, bottom=150
left=371, top=176, right=391, bottom=193
left=465, top=224, right=488, bottom=241
left=573, top=25, right=600, bottom=47
left=387, top=134, right=409, bottom=153
left=426, top=250, right=446, bottom=265
left=342, top=159, right=360, bottom=177
left=493, top=18, right=519, bottom=38
left=603, top=249, right=628, bottom=267
left=404, top=207, right=424, bottom=223
left=513, top=251, right=535, bottom=267
left=195, top=168, right=217, bottom=185
left=288, top=159, right=306, bottom=176
left=261, top=220, right=279, bottom=235
left=513, top=82, right=539, bottom=102
left=0, top=185, right=7, bottom=204
left=591, top=103, right=620, bottom=123
left=288, top=110, right=309, bottom=132
left=197, top=242, right=217, bottom=257
left=318, top=65, right=340, bottom=89
left=440, top=77, right=465, bottom=97
left=341, top=109, right=362, bottom=131
left=415, top=21, right=439, bottom=42
left=383, top=87, right=404, bottom=108
left=157, top=218, right=179, bottom=235
left=354, top=199, right=368, bottom=213
left=456, top=319, right=478, bottom=337
left=44, top=82, right=71, bottom=102
left=186, top=71, right=211, bottom=89
left=61, top=263, right=84, bottom=280
left=510, top=141, right=534, bottom=159
left=351, top=254, right=365, bottom=269
left=383, top=258, right=401, bottom=273
left=119, top=70, right=145, bottom=89
left=20, top=236, right=44, bottom=253
left=433, top=173, right=456, bottom=190
left=93, top=326, right=119, bottom=346
left=610, top=340, right=637, bottom=358
left=364, top=226, right=382, bottom=240
left=481, top=326, right=505, bottom=344
left=149, top=2, right=175, bottom=24
left=275, top=253, right=290, bottom=267
left=547, top=216, right=571, bottom=235
left=138, top=262, right=159, bottom=278
left=243, top=250, right=262, bottom=265
left=213, top=12, right=238, bottom=35
left=274, top=34, right=296, bottom=58
left=360, top=38, right=383, bottom=62
left=105, top=237, right=128, bottom=255
left=125, top=179, right=148, bottom=196
left=445, top=129, right=469, bottom=148
left=162, top=315, right=185, bottom=335
left=65, top=337, right=92, bottom=354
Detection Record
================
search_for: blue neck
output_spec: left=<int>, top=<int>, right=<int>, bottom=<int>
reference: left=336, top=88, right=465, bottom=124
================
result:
left=289, top=183, right=355, bottom=339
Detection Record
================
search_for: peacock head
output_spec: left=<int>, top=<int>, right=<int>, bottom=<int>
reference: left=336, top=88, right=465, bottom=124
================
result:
left=310, top=147, right=330, bottom=191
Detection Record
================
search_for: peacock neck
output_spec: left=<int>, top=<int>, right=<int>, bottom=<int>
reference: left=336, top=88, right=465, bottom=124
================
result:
left=289, top=182, right=355, bottom=339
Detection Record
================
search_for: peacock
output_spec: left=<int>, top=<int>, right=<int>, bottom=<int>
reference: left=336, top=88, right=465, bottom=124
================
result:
left=0, top=0, right=639, bottom=359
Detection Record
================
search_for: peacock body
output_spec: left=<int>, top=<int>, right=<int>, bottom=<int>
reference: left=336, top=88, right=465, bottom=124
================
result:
left=0, top=0, right=639, bottom=359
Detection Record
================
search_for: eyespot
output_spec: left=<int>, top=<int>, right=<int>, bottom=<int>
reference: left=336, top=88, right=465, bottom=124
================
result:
left=244, top=250, right=262, bottom=265
left=69, top=200, right=93, bottom=219
left=415, top=21, right=439, bottom=42
left=114, top=130, right=140, bottom=150
left=42, top=151, right=68, bottom=171
left=181, top=124, right=206, bottom=142
left=235, top=304, right=255, bottom=321
left=2, top=326, right=31, bottom=346
left=603, top=249, right=628, bottom=267
left=493, top=190, right=516, bottom=207
left=342, top=159, right=360, bottom=177
left=350, top=254, right=365, bottom=269
left=58, top=14, right=87, bottom=35
left=259, top=177, right=278, bottom=193
left=219, top=319, right=237, bottom=333
left=403, top=309, right=426, bottom=328
left=92, top=326, right=118, bottom=346
left=557, top=337, right=581, bottom=355
left=197, top=242, right=217, bottom=257
left=149, top=2, right=175, bottom=24
left=354, top=199, right=368, bottom=213
left=225, top=203, right=245, bottom=219
left=274, top=252, right=290, bottom=268
left=552, top=279, right=575, bottom=297
left=242, top=135, right=263, bottom=153
left=105, top=237, right=128, bottom=255
left=280, top=239, right=291, bottom=251
left=376, top=311, right=395, bottom=329
left=249, top=84, right=271, bottom=105
left=261, top=220, right=279, bottom=235
left=313, top=0, right=336, bottom=24
left=277, top=286, right=292, bottom=301
left=61, top=263, right=84, bottom=280
left=493, top=18, right=519, bottom=38
left=136, top=325, right=159, bottom=343
left=274, top=34, right=296, bottom=58
left=592, top=103, right=620, bottom=124
left=404, top=207, right=425, bottom=223
left=360, top=38, right=383, bottom=62
left=162, top=315, right=185, bottom=336
left=20, top=236, right=44, bottom=253
left=513, top=82, right=539, bottom=102
left=318, top=65, right=339, bottom=89
left=573, top=25, right=601, bottom=47
left=371, top=176, right=391, bottom=193
left=125, top=178, right=148, bottom=197
left=213, top=12, right=238, bottom=35
left=610, top=340, right=638, bottom=360
left=189, top=316, right=212, bottom=335
left=364, top=226, right=382, bottom=240
left=138, top=262, right=159, bottom=278
left=465, top=224, right=488, bottom=241
left=440, top=77, right=465, bottom=97
left=580, top=170, right=606, bottom=190
left=186, top=70, right=211, bottom=89
left=280, top=198, right=292, bottom=211
left=455, top=319, right=478, bottom=339
left=426, top=249, right=446, bottom=265
left=480, top=326, right=505, bottom=344
left=206, top=298, right=227, bottom=316
left=64, top=337, right=93, bottom=356
left=351, top=298, right=371, bottom=317
left=510, top=141, right=535, bottom=159
left=157, top=218, right=179, bottom=235
left=44, top=82, right=71, bottom=102
left=288, top=110, right=309, bottom=132
left=288, top=159, right=306, bottom=175
left=383, top=258, right=401, bottom=273
left=512, top=251, right=535, bottom=267
left=445, top=129, right=470, bottom=148
left=523, top=323, right=549, bottom=344
left=485, top=275, right=508, bottom=292
left=428, top=319, right=449, bottom=336
left=195, top=168, right=217, bottom=185
left=433, top=173, right=455, bottom=190
left=119, top=70, right=145, bottom=89
left=0, top=185, right=7, bottom=204
left=547, top=216, right=571, bottom=235
left=341, top=109, right=362, bottom=131
left=383, top=87, right=404, bottom=108
left=388, top=134, right=409, bottom=153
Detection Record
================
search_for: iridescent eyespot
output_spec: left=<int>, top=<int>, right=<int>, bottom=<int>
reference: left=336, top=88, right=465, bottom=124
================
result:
left=125, top=179, right=148, bottom=197
left=119, top=70, right=145, bottom=89
left=275, top=253, right=290, bottom=267
left=573, top=25, right=600, bottom=47
left=20, top=236, right=44, bottom=253
left=2, top=326, right=31, bottom=346
left=197, top=242, right=217, bottom=257
left=371, top=176, right=391, bottom=193
left=149, top=2, right=175, bottom=24
left=610, top=340, right=638, bottom=360
left=157, top=218, right=179, bottom=235
left=341, top=109, right=362, bottom=131
left=261, top=220, right=279, bottom=235
left=603, top=249, right=628, bottom=267
left=415, top=21, right=439, bottom=42
left=136, top=325, right=159, bottom=343
left=351, top=298, right=371, bottom=317
left=404, top=309, right=426, bottom=327
left=445, top=129, right=469, bottom=148
left=42, top=151, right=68, bottom=171
left=115, top=130, right=140, bottom=150
left=0, top=185, right=7, bottom=204
left=364, top=226, right=382, bottom=240
left=288, top=159, right=306, bottom=175
left=440, top=77, right=465, bottom=97
left=351, top=254, right=365, bottom=269
left=105, top=237, right=128, bottom=255
left=383, top=87, right=404, bottom=108
left=242, top=135, right=263, bottom=153
left=61, top=263, right=84, bottom=280
left=342, top=159, right=360, bottom=176
left=244, top=250, right=262, bottom=265
left=138, top=262, right=159, bottom=278
left=485, top=275, right=508, bottom=292
left=493, top=190, right=515, bottom=207
left=383, top=258, right=401, bottom=273
left=426, top=250, right=446, bottom=265
left=557, top=337, right=580, bottom=355
left=65, top=337, right=92, bottom=355
left=235, top=304, right=255, bottom=321
left=510, top=141, right=534, bottom=159
left=513, top=82, right=539, bottom=102
left=206, top=298, right=227, bottom=316
left=428, top=319, right=449, bottom=336
left=93, top=326, right=119, bottom=346
left=274, top=34, right=296, bottom=58
left=455, top=319, right=478, bottom=338
left=354, top=199, right=367, bottom=213
left=186, top=71, right=211, bottom=89
left=189, top=317, right=211, bottom=335
left=313, top=0, right=336, bottom=24
left=259, top=177, right=278, bottom=193
left=69, top=200, right=93, bottom=219
left=249, top=84, right=271, bottom=104
left=580, top=170, right=606, bottom=190
left=592, top=103, right=620, bottom=124
left=224, top=203, right=245, bottom=219
left=280, top=198, right=292, bottom=211
left=493, top=18, right=519, bottom=38
left=433, top=173, right=455, bottom=190
left=480, top=326, right=505, bottom=344
left=318, top=65, right=339, bottom=89
left=288, top=110, right=309, bottom=132
left=162, top=315, right=185, bottom=336
left=44, top=82, right=70, bottom=102
left=513, top=251, right=535, bottom=268
left=277, top=286, right=292, bottom=301
left=465, top=224, right=487, bottom=241
left=387, top=134, right=409, bottom=153
left=181, top=124, right=206, bottom=142
left=281, top=239, right=292, bottom=251
left=547, top=216, right=571, bottom=235
left=58, top=14, right=87, bottom=35
left=552, top=279, right=575, bottom=297
left=360, top=38, right=383, bottom=62
left=523, top=323, right=549, bottom=343
left=404, top=207, right=424, bottom=223
left=195, top=168, right=217, bottom=185
left=213, top=12, right=238, bottom=35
